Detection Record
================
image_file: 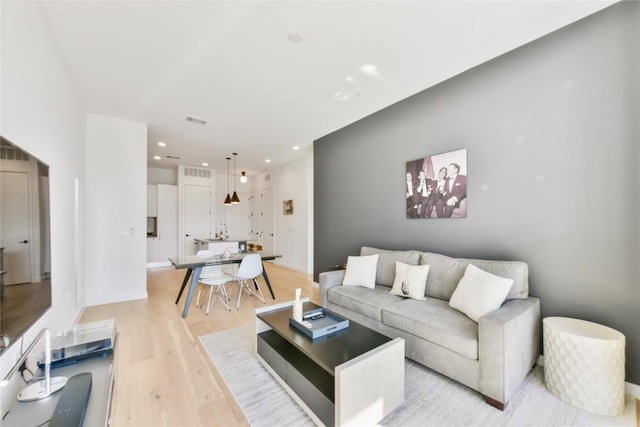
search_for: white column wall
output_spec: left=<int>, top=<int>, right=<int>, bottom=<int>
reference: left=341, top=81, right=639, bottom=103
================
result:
left=0, top=1, right=87, bottom=409
left=85, top=114, right=147, bottom=305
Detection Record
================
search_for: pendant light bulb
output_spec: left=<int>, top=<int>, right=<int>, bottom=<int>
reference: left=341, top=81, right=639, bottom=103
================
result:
left=240, top=171, right=248, bottom=183
left=231, top=153, right=240, bottom=204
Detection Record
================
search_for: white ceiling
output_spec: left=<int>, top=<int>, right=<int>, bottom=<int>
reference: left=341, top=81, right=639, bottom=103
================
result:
left=40, top=1, right=615, bottom=176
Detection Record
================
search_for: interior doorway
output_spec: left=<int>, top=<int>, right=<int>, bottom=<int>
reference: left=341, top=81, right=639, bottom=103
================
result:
left=0, top=171, right=32, bottom=285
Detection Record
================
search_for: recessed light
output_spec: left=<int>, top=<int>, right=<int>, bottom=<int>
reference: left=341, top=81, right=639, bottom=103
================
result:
left=293, top=146, right=300, bottom=150
left=202, top=162, right=208, bottom=167
left=361, top=64, right=379, bottom=77
left=153, top=156, right=161, bottom=160
left=287, top=31, right=303, bottom=43
left=346, top=76, right=356, bottom=83
left=333, top=91, right=353, bottom=101
left=157, top=142, right=166, bottom=147
left=265, top=159, right=271, bottom=163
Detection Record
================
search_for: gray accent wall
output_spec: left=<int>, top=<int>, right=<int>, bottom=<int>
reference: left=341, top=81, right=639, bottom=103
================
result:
left=314, top=2, right=640, bottom=383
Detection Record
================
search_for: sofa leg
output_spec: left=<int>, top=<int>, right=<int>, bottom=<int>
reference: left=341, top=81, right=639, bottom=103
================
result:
left=483, top=395, right=505, bottom=411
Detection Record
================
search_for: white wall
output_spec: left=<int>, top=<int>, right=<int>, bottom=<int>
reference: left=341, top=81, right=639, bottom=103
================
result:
left=85, top=114, right=147, bottom=305
left=148, top=166, right=177, bottom=185
left=254, top=150, right=313, bottom=274
left=0, top=1, right=87, bottom=410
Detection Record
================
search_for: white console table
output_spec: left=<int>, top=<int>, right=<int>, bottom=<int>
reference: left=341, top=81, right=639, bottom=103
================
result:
left=3, top=339, right=116, bottom=426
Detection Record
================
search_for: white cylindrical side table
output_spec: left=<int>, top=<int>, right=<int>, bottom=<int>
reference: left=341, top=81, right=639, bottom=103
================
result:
left=543, top=317, right=625, bottom=416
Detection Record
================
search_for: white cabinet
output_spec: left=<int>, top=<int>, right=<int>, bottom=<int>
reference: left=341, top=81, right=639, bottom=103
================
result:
left=249, top=188, right=275, bottom=253
left=183, top=184, right=212, bottom=256
left=156, top=184, right=178, bottom=262
left=147, top=184, right=157, bottom=216
left=147, top=184, right=178, bottom=265
left=147, top=237, right=157, bottom=263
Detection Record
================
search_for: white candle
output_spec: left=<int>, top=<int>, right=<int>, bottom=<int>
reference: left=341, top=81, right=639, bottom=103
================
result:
left=44, top=329, right=51, bottom=366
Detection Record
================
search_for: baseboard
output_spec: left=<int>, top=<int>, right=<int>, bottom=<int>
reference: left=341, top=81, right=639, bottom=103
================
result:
left=626, top=382, right=640, bottom=399
left=272, top=260, right=312, bottom=275
left=146, top=261, right=171, bottom=269
left=536, top=355, right=640, bottom=399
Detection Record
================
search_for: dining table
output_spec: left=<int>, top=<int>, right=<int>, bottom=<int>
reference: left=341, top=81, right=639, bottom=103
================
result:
left=169, top=252, right=281, bottom=318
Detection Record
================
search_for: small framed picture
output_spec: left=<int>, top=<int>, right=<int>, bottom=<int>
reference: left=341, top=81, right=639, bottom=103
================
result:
left=283, top=199, right=293, bottom=215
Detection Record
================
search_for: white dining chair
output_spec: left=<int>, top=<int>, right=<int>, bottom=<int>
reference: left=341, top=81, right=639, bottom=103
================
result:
left=231, top=253, right=265, bottom=309
left=195, top=250, right=233, bottom=313
left=197, top=272, right=232, bottom=313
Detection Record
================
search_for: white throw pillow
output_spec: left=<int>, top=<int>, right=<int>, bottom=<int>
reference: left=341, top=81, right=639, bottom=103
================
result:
left=390, top=262, right=429, bottom=300
left=342, top=254, right=379, bottom=289
left=449, top=264, right=514, bottom=322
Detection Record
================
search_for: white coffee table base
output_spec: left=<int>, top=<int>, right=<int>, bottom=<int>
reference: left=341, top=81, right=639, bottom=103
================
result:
left=543, top=316, right=625, bottom=416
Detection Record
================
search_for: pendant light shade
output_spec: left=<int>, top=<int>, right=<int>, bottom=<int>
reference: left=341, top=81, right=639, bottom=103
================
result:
left=224, top=157, right=232, bottom=206
left=231, top=153, right=240, bottom=204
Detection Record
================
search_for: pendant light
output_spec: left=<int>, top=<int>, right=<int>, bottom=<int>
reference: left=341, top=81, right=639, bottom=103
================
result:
left=240, top=171, right=248, bottom=183
left=231, top=152, right=240, bottom=204
left=224, top=157, right=232, bottom=206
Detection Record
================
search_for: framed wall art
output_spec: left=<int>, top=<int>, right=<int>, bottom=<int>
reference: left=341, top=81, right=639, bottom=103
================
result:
left=406, top=148, right=467, bottom=219
left=283, top=199, right=293, bottom=215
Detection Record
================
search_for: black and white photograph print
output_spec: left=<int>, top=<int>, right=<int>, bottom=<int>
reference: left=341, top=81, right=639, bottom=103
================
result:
left=406, top=148, right=467, bottom=219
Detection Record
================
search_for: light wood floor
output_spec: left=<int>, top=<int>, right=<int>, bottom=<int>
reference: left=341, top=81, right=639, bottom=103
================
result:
left=82, top=264, right=640, bottom=427
left=81, top=263, right=319, bottom=426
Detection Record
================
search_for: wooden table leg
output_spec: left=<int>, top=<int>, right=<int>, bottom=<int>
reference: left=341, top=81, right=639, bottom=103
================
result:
left=182, top=266, right=202, bottom=318
left=175, top=268, right=193, bottom=304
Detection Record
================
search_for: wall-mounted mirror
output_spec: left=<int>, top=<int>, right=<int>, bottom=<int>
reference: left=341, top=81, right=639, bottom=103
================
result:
left=0, top=137, right=52, bottom=355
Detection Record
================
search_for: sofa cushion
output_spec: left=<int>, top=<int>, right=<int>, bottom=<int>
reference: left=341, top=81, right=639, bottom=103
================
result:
left=420, top=252, right=528, bottom=301
left=342, top=254, right=379, bottom=289
left=328, top=285, right=403, bottom=322
left=360, top=246, right=421, bottom=287
left=449, top=264, right=513, bottom=322
left=390, top=262, right=429, bottom=300
left=382, top=298, right=479, bottom=360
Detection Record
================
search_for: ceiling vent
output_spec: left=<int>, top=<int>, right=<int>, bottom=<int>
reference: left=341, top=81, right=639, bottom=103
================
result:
left=166, top=155, right=181, bottom=160
left=183, top=167, right=211, bottom=179
left=0, top=141, right=30, bottom=161
left=185, top=116, right=207, bottom=125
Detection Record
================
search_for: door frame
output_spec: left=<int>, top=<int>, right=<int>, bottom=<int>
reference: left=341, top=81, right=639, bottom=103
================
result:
left=0, top=158, right=42, bottom=284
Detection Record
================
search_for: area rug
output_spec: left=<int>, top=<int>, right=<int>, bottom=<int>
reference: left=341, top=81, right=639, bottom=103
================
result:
left=199, top=325, right=637, bottom=427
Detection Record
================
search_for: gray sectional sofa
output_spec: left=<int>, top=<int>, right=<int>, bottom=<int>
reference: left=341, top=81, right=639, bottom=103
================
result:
left=319, top=246, right=541, bottom=410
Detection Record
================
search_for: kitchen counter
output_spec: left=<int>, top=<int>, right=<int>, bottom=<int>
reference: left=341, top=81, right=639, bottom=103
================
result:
left=194, top=238, right=250, bottom=254
left=193, top=238, right=249, bottom=243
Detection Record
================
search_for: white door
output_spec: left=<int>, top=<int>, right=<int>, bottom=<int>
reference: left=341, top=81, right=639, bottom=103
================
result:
left=157, top=184, right=178, bottom=261
left=261, top=187, right=275, bottom=253
left=225, top=191, right=251, bottom=240
left=0, top=171, right=32, bottom=284
left=249, top=191, right=261, bottom=244
left=183, top=184, right=211, bottom=255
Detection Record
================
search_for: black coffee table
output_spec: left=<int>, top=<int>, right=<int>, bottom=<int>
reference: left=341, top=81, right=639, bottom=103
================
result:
left=256, top=301, right=404, bottom=427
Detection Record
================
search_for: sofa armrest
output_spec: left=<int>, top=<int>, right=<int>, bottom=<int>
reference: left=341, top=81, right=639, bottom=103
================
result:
left=319, top=270, right=345, bottom=307
left=478, top=297, right=540, bottom=407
